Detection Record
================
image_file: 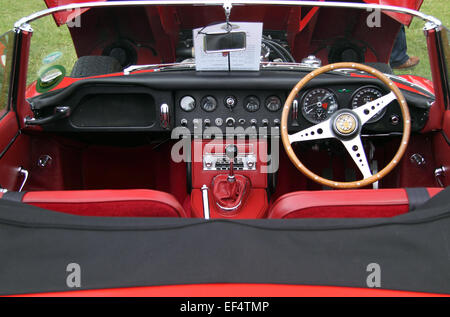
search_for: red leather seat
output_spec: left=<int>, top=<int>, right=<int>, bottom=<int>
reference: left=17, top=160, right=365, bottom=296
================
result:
left=1, top=189, right=187, bottom=218
left=268, top=188, right=443, bottom=219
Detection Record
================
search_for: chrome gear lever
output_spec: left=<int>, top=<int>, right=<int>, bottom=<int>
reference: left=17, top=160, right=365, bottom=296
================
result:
left=225, top=144, right=238, bottom=183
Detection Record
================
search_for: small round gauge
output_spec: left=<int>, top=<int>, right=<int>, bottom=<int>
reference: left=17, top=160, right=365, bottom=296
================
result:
left=179, top=95, right=196, bottom=112
left=301, top=88, right=338, bottom=124
left=244, top=96, right=260, bottom=112
left=265, top=96, right=282, bottom=112
left=351, top=87, right=385, bottom=123
left=201, top=96, right=218, bottom=112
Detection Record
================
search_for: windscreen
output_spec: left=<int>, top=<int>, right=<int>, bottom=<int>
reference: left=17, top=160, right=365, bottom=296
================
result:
left=20, top=4, right=436, bottom=94
left=0, top=31, right=14, bottom=119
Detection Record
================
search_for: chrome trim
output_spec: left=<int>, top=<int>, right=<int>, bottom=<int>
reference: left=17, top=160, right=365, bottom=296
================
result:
left=292, top=99, right=298, bottom=120
left=424, top=21, right=442, bottom=32
left=37, top=155, right=53, bottom=168
left=371, top=160, right=378, bottom=190
left=14, top=23, right=33, bottom=34
left=434, top=166, right=447, bottom=187
left=216, top=199, right=242, bottom=211
left=201, top=185, right=210, bottom=219
left=14, top=1, right=442, bottom=30
left=361, top=132, right=403, bottom=137
left=124, top=62, right=195, bottom=75
left=18, top=167, right=29, bottom=192
left=410, top=153, right=426, bottom=166
left=160, top=103, right=170, bottom=129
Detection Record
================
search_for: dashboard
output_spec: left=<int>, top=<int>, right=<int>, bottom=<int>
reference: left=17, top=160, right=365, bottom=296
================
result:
left=27, top=70, right=434, bottom=135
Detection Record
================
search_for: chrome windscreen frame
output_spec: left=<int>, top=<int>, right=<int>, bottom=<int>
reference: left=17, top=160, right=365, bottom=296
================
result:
left=14, top=0, right=443, bottom=32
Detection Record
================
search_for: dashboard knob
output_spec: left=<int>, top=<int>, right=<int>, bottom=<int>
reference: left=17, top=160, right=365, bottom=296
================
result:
left=390, top=114, right=400, bottom=125
left=224, top=96, right=237, bottom=109
left=225, top=144, right=238, bottom=160
left=204, top=119, right=211, bottom=127
left=246, top=155, right=256, bottom=169
left=250, top=119, right=257, bottom=126
left=262, top=119, right=269, bottom=127
left=180, top=118, right=188, bottom=127
left=226, top=117, right=235, bottom=127
left=204, top=155, right=214, bottom=168
left=193, top=118, right=201, bottom=129
left=273, top=119, right=280, bottom=126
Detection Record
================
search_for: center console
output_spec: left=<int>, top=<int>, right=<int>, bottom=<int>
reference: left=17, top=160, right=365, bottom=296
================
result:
left=190, top=139, right=269, bottom=219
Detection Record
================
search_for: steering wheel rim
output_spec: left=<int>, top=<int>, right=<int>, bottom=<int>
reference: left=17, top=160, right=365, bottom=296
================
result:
left=281, top=62, right=411, bottom=189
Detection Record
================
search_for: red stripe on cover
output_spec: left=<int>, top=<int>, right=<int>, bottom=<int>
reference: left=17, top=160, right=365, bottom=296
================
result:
left=14, top=283, right=449, bottom=297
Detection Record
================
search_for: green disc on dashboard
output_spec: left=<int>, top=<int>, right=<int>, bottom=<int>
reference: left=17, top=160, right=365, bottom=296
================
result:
left=36, top=65, right=66, bottom=93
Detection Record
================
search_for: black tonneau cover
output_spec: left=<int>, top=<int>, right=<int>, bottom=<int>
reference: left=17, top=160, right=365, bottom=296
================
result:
left=0, top=187, right=449, bottom=295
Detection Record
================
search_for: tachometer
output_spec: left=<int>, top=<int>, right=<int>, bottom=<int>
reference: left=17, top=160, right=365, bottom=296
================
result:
left=301, top=88, right=338, bottom=124
left=201, top=96, right=218, bottom=112
left=351, top=87, right=385, bottom=123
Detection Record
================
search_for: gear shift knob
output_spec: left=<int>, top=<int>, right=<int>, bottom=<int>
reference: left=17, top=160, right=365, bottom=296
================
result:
left=225, top=144, right=238, bottom=160
left=225, top=144, right=238, bottom=182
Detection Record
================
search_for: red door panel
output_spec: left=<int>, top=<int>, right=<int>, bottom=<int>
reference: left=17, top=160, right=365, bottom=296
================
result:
left=0, top=113, right=30, bottom=191
left=434, top=111, right=450, bottom=186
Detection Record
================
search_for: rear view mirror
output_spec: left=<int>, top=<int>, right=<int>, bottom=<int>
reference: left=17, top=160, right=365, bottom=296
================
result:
left=204, top=31, right=246, bottom=53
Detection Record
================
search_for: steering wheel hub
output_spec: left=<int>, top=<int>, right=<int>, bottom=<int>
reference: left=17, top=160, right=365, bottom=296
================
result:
left=333, top=112, right=359, bottom=136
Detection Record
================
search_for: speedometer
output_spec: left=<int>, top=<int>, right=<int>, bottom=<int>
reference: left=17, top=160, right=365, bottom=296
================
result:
left=301, top=88, right=338, bottom=124
left=351, top=87, right=385, bottom=123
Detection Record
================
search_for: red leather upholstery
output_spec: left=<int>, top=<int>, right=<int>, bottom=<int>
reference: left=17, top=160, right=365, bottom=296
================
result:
left=211, top=174, right=250, bottom=210
left=6, top=189, right=186, bottom=218
left=268, top=188, right=443, bottom=219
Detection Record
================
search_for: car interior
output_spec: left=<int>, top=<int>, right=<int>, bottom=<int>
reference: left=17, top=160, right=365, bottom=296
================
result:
left=0, top=3, right=448, bottom=221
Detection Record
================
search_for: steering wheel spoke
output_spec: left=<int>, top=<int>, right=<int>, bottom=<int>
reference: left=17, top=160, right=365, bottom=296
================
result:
left=341, top=136, right=372, bottom=179
left=288, top=120, right=333, bottom=143
left=353, top=91, right=397, bottom=125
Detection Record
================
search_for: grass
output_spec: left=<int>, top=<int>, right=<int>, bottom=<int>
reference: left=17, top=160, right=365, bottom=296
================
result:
left=394, top=0, right=450, bottom=79
left=0, top=0, right=76, bottom=83
left=0, top=0, right=449, bottom=80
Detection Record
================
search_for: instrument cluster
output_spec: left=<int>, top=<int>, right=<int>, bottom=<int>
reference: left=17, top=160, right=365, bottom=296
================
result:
left=298, top=86, right=387, bottom=125
left=174, top=85, right=428, bottom=134
left=179, top=94, right=283, bottom=113
left=175, top=90, right=285, bottom=133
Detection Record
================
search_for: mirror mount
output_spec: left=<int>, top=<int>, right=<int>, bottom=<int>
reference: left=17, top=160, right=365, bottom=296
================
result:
left=223, top=1, right=233, bottom=29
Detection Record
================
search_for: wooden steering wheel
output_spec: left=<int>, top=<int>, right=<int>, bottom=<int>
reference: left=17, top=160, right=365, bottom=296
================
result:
left=281, top=62, right=411, bottom=189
